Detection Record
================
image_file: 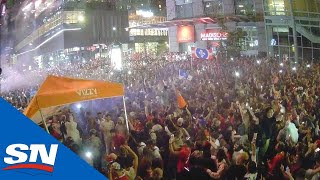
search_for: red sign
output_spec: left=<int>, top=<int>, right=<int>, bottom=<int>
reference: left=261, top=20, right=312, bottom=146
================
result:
left=201, top=30, right=228, bottom=41
left=177, top=25, right=195, bottom=43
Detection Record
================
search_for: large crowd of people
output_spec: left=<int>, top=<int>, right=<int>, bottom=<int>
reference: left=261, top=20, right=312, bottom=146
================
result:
left=1, top=53, right=320, bottom=180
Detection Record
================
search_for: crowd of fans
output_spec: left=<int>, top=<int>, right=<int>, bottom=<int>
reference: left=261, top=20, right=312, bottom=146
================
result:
left=1, top=53, right=320, bottom=180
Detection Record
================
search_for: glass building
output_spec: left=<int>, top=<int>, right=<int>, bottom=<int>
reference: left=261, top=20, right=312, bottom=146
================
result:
left=1, top=0, right=129, bottom=66
left=167, top=0, right=265, bottom=57
left=264, top=0, right=320, bottom=62
left=116, top=0, right=168, bottom=55
left=166, top=0, right=320, bottom=62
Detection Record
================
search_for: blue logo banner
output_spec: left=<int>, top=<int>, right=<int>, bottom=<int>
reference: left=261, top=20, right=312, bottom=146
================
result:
left=195, top=48, right=209, bottom=59
left=0, top=98, right=107, bottom=180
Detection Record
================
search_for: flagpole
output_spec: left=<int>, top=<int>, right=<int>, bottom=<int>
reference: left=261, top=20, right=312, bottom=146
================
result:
left=191, top=56, right=193, bottom=71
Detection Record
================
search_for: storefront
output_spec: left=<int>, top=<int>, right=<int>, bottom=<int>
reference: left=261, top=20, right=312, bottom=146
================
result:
left=174, top=24, right=260, bottom=56
left=177, top=25, right=195, bottom=52
left=200, top=29, right=228, bottom=55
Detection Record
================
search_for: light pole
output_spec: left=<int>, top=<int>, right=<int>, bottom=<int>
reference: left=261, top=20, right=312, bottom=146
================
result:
left=289, top=0, right=299, bottom=63
left=143, top=28, right=147, bottom=58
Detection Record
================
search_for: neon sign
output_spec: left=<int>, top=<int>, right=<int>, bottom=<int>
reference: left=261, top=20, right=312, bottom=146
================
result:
left=200, top=32, right=228, bottom=41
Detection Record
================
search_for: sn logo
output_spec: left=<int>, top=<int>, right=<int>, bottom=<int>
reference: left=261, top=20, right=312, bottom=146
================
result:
left=3, top=144, right=58, bottom=173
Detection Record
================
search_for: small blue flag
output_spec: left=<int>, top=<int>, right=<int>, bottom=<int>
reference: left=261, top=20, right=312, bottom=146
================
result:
left=179, top=69, right=188, bottom=79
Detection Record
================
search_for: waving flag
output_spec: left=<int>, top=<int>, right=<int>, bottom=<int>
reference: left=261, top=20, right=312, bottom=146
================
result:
left=179, top=69, right=188, bottom=79
left=176, top=90, right=187, bottom=109
left=179, top=69, right=193, bottom=80
left=192, top=47, right=213, bottom=60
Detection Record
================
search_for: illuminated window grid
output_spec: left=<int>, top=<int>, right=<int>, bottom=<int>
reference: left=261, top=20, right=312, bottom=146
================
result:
left=16, top=11, right=85, bottom=51
left=129, top=29, right=168, bottom=36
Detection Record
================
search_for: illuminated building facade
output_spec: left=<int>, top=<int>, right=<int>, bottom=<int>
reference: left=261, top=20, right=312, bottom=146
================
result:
left=1, top=0, right=129, bottom=67
left=264, top=0, right=320, bottom=62
left=117, top=0, right=168, bottom=55
left=167, top=0, right=320, bottom=62
left=166, top=0, right=265, bottom=57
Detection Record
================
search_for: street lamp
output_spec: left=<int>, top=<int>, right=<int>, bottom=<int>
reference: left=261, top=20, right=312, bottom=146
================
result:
left=112, top=27, right=116, bottom=31
left=137, top=10, right=154, bottom=18
left=111, top=46, right=122, bottom=71
left=235, top=71, right=240, bottom=77
left=78, top=14, right=85, bottom=22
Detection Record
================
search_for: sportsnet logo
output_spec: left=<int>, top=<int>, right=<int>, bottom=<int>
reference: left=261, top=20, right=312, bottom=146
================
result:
left=2, top=144, right=58, bottom=174
left=0, top=99, right=106, bottom=179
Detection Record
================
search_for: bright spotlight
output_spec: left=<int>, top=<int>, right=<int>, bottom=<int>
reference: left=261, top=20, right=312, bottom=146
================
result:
left=280, top=63, right=284, bottom=67
left=143, top=62, right=146, bottom=66
left=230, top=57, right=234, bottom=61
left=136, top=10, right=154, bottom=18
left=306, top=64, right=311, bottom=68
left=111, top=47, right=122, bottom=70
left=256, top=60, right=261, bottom=64
left=292, top=67, right=297, bottom=71
left=112, top=27, right=116, bottom=31
left=85, top=151, right=92, bottom=158
left=235, top=71, right=240, bottom=77
left=76, top=104, right=82, bottom=109
left=110, top=71, right=114, bottom=75
left=279, top=70, right=283, bottom=73
left=128, top=71, right=132, bottom=75
left=78, top=15, right=85, bottom=22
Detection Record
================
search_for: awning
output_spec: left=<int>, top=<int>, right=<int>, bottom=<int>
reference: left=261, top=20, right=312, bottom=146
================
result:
left=127, top=16, right=251, bottom=30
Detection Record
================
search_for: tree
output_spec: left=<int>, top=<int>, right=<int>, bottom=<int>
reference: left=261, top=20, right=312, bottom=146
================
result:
left=216, top=18, right=245, bottom=58
left=225, top=28, right=245, bottom=58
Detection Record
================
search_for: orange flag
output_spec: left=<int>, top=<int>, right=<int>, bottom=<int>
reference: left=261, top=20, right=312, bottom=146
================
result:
left=176, top=90, right=187, bottom=109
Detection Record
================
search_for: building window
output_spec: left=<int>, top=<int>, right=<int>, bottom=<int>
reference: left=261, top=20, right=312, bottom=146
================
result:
left=264, top=0, right=287, bottom=16
left=16, top=11, right=84, bottom=51
left=176, top=3, right=193, bottom=18
left=64, top=11, right=85, bottom=24
left=235, top=0, right=255, bottom=16
left=204, top=0, right=223, bottom=16
left=175, top=0, right=192, bottom=5
left=238, top=27, right=258, bottom=51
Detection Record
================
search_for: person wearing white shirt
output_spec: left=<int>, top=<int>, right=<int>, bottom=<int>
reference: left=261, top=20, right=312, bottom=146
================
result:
left=100, top=114, right=115, bottom=154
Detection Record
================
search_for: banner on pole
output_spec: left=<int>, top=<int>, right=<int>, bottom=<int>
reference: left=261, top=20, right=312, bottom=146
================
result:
left=191, top=47, right=213, bottom=60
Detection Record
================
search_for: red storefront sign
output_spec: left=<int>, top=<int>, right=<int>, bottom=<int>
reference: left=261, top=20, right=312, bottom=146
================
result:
left=200, top=30, right=228, bottom=41
left=177, top=25, right=195, bottom=43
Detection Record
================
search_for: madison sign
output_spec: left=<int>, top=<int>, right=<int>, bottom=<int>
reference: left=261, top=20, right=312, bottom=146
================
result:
left=200, top=31, right=228, bottom=41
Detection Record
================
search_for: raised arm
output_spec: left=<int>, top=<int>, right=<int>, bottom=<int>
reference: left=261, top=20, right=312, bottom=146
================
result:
left=204, top=108, right=213, bottom=121
left=169, top=136, right=180, bottom=156
left=123, top=145, right=138, bottom=174
left=247, top=105, right=259, bottom=124
left=144, top=100, right=149, bottom=117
